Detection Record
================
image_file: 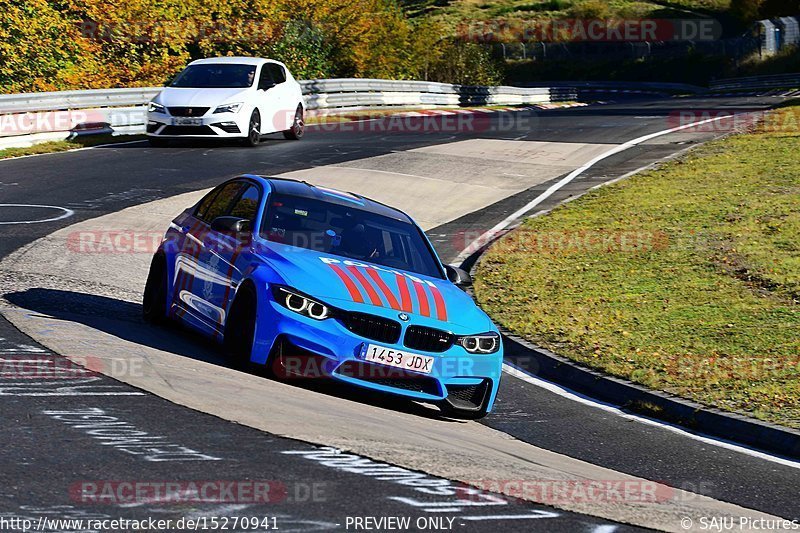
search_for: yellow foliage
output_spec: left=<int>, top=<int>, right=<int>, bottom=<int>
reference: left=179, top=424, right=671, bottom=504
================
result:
left=0, top=0, right=501, bottom=93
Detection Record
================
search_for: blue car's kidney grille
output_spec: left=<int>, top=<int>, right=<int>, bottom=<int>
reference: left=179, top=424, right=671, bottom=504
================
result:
left=340, top=312, right=401, bottom=344
left=404, top=326, right=453, bottom=353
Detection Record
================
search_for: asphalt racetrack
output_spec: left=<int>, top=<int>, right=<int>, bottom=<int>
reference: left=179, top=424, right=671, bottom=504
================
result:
left=0, top=96, right=798, bottom=532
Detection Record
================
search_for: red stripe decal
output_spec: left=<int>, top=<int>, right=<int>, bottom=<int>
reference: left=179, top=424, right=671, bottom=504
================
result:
left=395, top=274, right=413, bottom=313
left=428, top=284, right=448, bottom=322
left=366, top=269, right=401, bottom=310
left=329, top=264, right=365, bottom=303
left=347, top=266, right=383, bottom=307
left=412, top=281, right=430, bottom=317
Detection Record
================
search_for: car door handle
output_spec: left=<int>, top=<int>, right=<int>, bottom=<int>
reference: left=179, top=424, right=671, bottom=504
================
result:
left=186, top=232, right=204, bottom=246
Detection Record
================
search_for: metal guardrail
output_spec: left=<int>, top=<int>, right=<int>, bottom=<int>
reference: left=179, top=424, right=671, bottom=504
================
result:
left=0, top=87, right=161, bottom=115
left=710, top=72, right=800, bottom=91
left=519, top=81, right=706, bottom=94
left=0, top=79, right=576, bottom=149
left=3, top=71, right=798, bottom=149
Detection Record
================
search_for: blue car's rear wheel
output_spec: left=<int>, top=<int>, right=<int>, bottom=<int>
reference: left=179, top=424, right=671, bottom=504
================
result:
left=224, top=284, right=258, bottom=369
left=142, top=253, right=169, bottom=325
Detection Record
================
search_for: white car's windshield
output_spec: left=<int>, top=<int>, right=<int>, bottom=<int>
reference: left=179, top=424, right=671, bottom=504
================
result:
left=170, top=64, right=256, bottom=88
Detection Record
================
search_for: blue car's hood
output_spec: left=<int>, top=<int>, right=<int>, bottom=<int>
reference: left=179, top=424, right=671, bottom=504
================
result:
left=258, top=243, right=494, bottom=332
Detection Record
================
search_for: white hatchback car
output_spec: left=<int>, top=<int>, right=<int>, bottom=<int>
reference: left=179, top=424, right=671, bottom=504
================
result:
left=146, top=57, right=305, bottom=147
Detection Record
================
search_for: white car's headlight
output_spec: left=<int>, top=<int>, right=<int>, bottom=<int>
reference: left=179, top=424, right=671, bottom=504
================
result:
left=148, top=102, right=166, bottom=114
left=272, top=286, right=331, bottom=320
left=456, top=333, right=500, bottom=354
left=213, top=103, right=243, bottom=114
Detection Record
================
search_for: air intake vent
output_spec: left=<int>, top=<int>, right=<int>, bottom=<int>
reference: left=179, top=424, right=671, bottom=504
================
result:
left=336, top=361, right=440, bottom=396
left=168, top=107, right=209, bottom=117
left=445, top=380, right=489, bottom=409
left=160, top=126, right=216, bottom=136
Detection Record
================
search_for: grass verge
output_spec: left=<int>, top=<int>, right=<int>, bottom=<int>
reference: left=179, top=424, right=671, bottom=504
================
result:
left=0, top=134, right=145, bottom=160
left=474, top=104, right=800, bottom=428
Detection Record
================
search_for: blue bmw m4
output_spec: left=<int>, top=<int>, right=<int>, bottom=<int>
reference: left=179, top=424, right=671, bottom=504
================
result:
left=143, top=175, right=503, bottom=418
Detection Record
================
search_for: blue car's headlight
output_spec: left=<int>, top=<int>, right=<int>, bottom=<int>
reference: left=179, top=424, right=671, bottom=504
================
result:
left=456, top=333, right=500, bottom=354
left=148, top=102, right=166, bottom=114
left=272, top=286, right=331, bottom=320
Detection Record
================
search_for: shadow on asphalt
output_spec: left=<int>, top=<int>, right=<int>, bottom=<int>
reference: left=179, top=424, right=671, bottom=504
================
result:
left=90, top=134, right=292, bottom=149
left=5, top=287, right=463, bottom=423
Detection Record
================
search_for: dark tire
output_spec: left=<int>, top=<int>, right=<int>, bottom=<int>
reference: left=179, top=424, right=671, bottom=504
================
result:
left=147, top=137, right=169, bottom=148
left=244, top=110, right=261, bottom=147
left=282, top=105, right=305, bottom=140
left=142, top=254, right=169, bottom=325
left=223, top=285, right=258, bottom=368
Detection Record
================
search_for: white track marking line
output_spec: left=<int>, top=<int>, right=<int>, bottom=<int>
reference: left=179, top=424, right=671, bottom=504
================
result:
left=460, top=511, right=560, bottom=521
left=503, top=362, right=800, bottom=470
left=454, top=113, right=740, bottom=263
left=450, top=109, right=800, bottom=468
left=0, top=204, right=74, bottom=225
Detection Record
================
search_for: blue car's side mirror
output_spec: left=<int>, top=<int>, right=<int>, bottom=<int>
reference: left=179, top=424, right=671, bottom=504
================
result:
left=445, top=264, right=472, bottom=287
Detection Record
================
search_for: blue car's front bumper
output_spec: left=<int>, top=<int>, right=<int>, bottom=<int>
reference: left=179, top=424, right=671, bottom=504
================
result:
left=251, top=295, right=503, bottom=414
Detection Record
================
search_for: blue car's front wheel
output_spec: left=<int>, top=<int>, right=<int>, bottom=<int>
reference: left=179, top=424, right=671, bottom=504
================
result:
left=224, top=284, right=258, bottom=370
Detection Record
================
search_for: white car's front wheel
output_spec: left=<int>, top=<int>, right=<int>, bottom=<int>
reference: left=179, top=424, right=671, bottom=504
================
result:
left=245, top=110, right=261, bottom=147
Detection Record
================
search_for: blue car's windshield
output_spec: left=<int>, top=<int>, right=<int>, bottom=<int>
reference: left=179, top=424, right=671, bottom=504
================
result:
left=262, top=194, right=444, bottom=279
left=170, top=64, right=256, bottom=88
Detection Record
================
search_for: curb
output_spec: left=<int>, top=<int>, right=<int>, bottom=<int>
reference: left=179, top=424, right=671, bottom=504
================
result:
left=309, top=102, right=588, bottom=122
left=499, top=331, right=800, bottom=459
left=462, top=186, right=800, bottom=461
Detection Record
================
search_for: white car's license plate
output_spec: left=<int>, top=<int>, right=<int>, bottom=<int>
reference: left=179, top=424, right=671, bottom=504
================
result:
left=172, top=117, right=203, bottom=126
left=362, top=343, right=434, bottom=374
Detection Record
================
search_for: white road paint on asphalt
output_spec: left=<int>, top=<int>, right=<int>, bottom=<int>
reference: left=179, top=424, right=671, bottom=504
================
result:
left=502, top=363, right=800, bottom=470
left=459, top=511, right=561, bottom=521
left=454, top=113, right=741, bottom=263
left=43, top=406, right=222, bottom=462
left=591, top=526, right=619, bottom=533
left=0, top=204, right=74, bottom=225
left=0, top=374, right=146, bottom=396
